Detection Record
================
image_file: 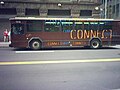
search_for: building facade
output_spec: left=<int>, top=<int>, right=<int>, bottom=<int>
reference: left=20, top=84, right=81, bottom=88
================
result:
left=0, top=0, right=101, bottom=41
left=100, top=0, right=120, bottom=19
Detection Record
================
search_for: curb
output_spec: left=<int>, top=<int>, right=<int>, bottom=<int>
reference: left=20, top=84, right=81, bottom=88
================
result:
left=0, top=42, right=11, bottom=48
left=110, top=45, right=120, bottom=48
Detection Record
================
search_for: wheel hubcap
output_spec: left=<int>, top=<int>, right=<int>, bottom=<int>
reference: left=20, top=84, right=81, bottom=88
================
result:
left=92, top=41, right=99, bottom=48
left=32, top=41, right=40, bottom=49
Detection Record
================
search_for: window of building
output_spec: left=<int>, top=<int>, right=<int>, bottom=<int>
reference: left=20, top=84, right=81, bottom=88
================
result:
left=80, top=10, right=92, bottom=16
left=27, top=21, right=43, bottom=32
left=48, top=9, right=71, bottom=16
left=101, top=0, right=105, bottom=4
left=25, top=9, right=39, bottom=16
left=113, top=5, right=115, bottom=14
left=116, top=4, right=119, bottom=17
left=0, top=8, right=16, bottom=15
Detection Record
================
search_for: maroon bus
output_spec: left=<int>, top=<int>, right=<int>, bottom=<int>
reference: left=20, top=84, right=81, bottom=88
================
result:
left=9, top=17, right=120, bottom=49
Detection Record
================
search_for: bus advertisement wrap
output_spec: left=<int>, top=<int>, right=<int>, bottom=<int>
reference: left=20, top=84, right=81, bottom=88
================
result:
left=70, top=29, right=112, bottom=39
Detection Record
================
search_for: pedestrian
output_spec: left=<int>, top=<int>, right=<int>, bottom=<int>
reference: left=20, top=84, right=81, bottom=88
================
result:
left=3, top=29, right=8, bottom=42
left=8, top=30, right=11, bottom=42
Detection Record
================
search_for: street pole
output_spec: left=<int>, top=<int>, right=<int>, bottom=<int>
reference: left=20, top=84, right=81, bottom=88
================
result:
left=105, top=0, right=107, bottom=19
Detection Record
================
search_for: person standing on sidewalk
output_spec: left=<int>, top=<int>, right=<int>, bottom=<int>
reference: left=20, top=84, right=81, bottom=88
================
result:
left=3, top=29, right=8, bottom=42
left=8, top=30, right=11, bottom=42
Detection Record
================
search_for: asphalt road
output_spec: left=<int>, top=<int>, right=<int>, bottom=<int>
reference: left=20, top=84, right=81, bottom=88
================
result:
left=0, top=47, right=120, bottom=90
left=0, top=47, right=120, bottom=61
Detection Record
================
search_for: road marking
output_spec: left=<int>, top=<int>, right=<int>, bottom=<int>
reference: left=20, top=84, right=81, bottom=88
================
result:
left=0, top=58, right=120, bottom=65
left=15, top=51, right=55, bottom=53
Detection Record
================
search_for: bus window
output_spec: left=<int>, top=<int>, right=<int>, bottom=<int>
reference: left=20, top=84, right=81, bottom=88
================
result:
left=44, top=20, right=60, bottom=32
left=89, top=22, right=98, bottom=30
left=27, top=20, right=43, bottom=32
left=61, top=21, right=73, bottom=32
left=11, top=24, right=24, bottom=35
left=74, top=22, right=83, bottom=30
left=83, top=22, right=89, bottom=30
left=99, top=22, right=105, bottom=30
left=104, top=21, right=112, bottom=30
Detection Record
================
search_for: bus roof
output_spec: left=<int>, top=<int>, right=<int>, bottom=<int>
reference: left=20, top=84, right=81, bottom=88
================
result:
left=10, top=17, right=114, bottom=21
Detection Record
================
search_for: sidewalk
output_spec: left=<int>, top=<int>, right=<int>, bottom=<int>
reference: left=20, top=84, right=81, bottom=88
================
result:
left=0, top=42, right=11, bottom=48
left=110, top=45, right=120, bottom=48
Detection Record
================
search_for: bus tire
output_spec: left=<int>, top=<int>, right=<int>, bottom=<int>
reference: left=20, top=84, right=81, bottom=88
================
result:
left=29, top=40, right=41, bottom=50
left=90, top=39, right=101, bottom=49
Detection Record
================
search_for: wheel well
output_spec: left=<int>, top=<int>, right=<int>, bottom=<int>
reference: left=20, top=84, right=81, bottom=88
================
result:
left=29, top=38, right=42, bottom=48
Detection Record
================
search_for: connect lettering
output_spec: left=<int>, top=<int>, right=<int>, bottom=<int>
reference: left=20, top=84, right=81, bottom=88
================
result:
left=70, top=30, right=112, bottom=39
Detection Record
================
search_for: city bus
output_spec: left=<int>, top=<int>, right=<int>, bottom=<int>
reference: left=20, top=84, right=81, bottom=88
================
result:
left=9, top=17, right=120, bottom=50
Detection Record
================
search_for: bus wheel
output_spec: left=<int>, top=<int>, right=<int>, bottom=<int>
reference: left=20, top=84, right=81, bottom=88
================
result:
left=29, top=40, right=41, bottom=50
left=90, top=39, right=101, bottom=49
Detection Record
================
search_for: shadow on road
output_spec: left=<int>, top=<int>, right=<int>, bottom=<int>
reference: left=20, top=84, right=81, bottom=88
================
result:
left=13, top=46, right=119, bottom=51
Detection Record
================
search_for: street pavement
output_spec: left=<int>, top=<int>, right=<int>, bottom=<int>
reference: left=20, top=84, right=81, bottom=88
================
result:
left=0, top=43, right=120, bottom=90
left=0, top=61, right=120, bottom=90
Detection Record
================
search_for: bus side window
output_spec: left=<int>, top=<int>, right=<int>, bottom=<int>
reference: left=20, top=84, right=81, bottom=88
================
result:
left=74, top=22, right=83, bottom=30
left=83, top=22, right=89, bottom=30
left=89, top=22, right=98, bottom=30
left=99, top=22, right=105, bottom=30
left=27, top=20, right=43, bottom=32
left=104, top=21, right=112, bottom=30
left=61, top=21, right=73, bottom=32
left=44, top=20, right=60, bottom=32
